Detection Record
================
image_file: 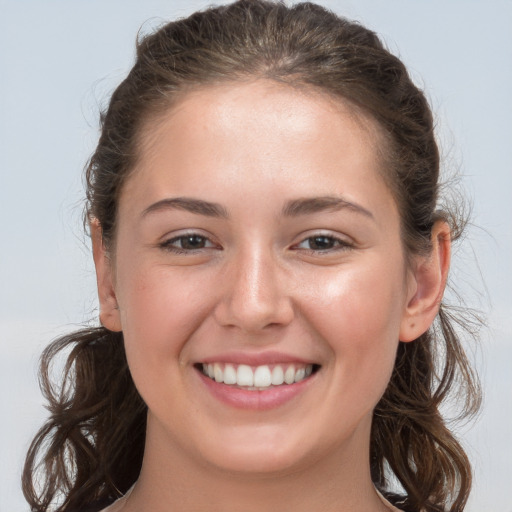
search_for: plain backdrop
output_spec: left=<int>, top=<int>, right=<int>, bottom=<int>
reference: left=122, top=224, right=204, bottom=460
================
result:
left=1, top=1, right=511, bottom=511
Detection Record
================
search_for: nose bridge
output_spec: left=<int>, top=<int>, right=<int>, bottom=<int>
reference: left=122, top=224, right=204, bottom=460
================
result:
left=216, top=241, right=293, bottom=331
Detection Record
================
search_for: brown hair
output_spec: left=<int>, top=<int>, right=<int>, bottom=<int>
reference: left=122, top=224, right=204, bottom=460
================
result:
left=23, top=1, right=480, bottom=511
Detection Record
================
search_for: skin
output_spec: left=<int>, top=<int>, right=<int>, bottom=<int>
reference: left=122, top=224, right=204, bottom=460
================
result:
left=93, top=80, right=450, bottom=512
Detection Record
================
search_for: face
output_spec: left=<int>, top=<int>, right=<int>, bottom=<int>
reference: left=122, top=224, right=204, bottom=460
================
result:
left=96, top=80, right=424, bottom=476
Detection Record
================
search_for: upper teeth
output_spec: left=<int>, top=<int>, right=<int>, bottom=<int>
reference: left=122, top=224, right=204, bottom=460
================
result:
left=202, top=363, right=313, bottom=389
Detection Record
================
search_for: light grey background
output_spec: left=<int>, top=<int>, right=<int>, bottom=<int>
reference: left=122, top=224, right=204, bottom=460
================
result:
left=1, top=1, right=511, bottom=511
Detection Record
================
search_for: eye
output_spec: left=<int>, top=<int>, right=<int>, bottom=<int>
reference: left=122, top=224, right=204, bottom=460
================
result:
left=294, top=234, right=352, bottom=252
left=160, top=234, right=217, bottom=253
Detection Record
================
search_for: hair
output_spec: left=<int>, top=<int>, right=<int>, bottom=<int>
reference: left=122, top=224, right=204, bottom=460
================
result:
left=23, top=1, right=481, bottom=511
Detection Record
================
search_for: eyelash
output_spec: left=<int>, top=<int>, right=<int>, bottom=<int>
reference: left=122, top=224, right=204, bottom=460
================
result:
left=292, top=234, right=353, bottom=253
left=159, top=233, right=352, bottom=255
left=159, top=234, right=217, bottom=254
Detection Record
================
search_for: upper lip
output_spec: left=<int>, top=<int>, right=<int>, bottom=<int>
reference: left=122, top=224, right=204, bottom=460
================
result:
left=197, top=351, right=318, bottom=366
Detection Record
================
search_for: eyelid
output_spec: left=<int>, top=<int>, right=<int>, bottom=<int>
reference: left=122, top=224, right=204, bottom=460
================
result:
left=158, top=230, right=221, bottom=252
left=291, top=231, right=354, bottom=252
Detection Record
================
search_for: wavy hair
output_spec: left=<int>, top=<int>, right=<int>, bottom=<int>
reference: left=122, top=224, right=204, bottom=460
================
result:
left=23, top=2, right=480, bottom=511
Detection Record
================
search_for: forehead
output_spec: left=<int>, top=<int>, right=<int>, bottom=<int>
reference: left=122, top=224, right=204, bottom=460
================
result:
left=123, top=79, right=396, bottom=218
left=140, top=79, right=386, bottom=159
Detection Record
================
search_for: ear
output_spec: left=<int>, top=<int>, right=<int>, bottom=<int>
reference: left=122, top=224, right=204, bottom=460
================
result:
left=399, top=221, right=451, bottom=342
left=91, top=218, right=122, bottom=332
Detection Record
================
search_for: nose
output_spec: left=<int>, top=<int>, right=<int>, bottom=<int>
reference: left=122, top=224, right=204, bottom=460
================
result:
left=213, top=245, right=294, bottom=333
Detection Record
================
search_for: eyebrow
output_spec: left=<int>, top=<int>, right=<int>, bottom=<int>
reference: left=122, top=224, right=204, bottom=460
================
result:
left=141, top=197, right=229, bottom=218
left=282, top=196, right=374, bottom=219
left=141, top=195, right=373, bottom=220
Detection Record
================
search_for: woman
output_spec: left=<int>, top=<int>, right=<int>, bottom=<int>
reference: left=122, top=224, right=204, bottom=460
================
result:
left=23, top=1, right=480, bottom=511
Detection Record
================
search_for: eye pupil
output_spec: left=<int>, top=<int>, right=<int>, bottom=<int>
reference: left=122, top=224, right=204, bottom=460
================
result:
left=309, top=236, right=334, bottom=250
left=182, top=235, right=206, bottom=249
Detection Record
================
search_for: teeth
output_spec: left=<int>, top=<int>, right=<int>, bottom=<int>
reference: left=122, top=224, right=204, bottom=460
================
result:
left=237, top=365, right=254, bottom=386
left=294, top=367, right=305, bottom=382
left=223, top=364, right=237, bottom=385
left=214, top=363, right=223, bottom=383
left=254, top=365, right=272, bottom=387
left=271, top=365, right=284, bottom=385
left=284, top=365, right=295, bottom=384
left=202, top=363, right=314, bottom=389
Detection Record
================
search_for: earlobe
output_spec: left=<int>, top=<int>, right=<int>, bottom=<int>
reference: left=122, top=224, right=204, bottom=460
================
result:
left=91, top=218, right=122, bottom=332
left=399, top=221, right=451, bottom=342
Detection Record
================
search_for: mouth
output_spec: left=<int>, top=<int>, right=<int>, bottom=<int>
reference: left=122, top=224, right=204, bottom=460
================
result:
left=195, top=362, right=320, bottom=391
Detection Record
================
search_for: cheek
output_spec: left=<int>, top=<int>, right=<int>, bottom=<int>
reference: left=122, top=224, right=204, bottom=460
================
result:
left=116, top=265, right=215, bottom=384
left=298, top=257, right=406, bottom=384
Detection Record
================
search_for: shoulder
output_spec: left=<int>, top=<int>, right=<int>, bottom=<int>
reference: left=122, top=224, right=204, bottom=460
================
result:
left=69, top=498, right=117, bottom=512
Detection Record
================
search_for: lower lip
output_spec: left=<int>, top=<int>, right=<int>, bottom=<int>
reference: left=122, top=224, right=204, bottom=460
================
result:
left=197, top=370, right=316, bottom=410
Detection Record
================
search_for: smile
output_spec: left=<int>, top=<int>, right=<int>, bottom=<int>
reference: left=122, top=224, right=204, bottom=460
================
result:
left=199, top=363, right=316, bottom=390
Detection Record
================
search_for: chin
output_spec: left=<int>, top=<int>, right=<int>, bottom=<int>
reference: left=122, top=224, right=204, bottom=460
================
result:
left=208, top=448, right=308, bottom=476
left=194, top=426, right=323, bottom=476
